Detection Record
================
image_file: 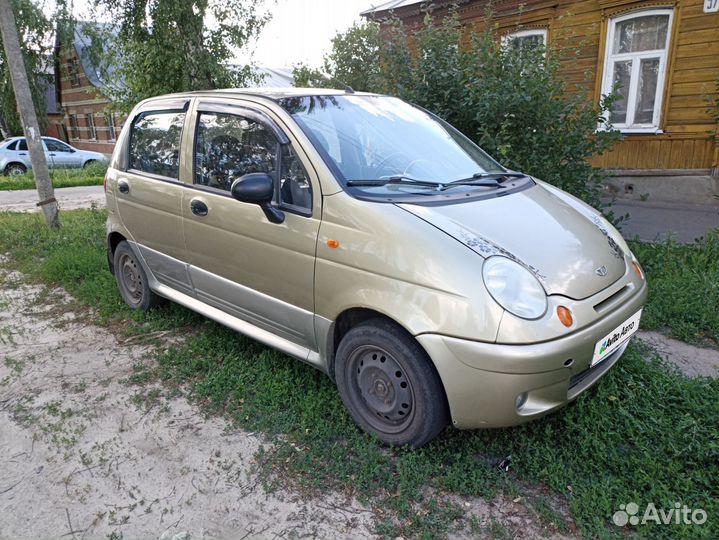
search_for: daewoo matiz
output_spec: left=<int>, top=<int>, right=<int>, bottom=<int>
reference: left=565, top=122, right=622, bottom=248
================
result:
left=105, top=88, right=647, bottom=447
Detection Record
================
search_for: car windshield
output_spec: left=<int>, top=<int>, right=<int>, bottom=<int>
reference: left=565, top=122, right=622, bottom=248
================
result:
left=279, top=95, right=506, bottom=195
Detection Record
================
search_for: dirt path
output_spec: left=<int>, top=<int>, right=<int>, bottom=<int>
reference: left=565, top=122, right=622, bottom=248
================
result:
left=0, top=271, right=375, bottom=540
left=0, top=185, right=105, bottom=213
left=636, top=331, right=719, bottom=378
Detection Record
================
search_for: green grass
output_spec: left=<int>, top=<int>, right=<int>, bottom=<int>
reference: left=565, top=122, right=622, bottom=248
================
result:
left=0, top=162, right=107, bottom=191
left=0, top=209, right=717, bottom=539
left=630, top=230, right=719, bottom=345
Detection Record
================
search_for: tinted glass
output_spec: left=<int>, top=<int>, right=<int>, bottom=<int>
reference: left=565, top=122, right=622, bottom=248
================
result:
left=195, top=112, right=277, bottom=191
left=279, top=145, right=312, bottom=211
left=129, top=110, right=185, bottom=179
left=280, top=95, right=504, bottom=195
left=17, top=139, right=28, bottom=151
left=44, top=139, right=72, bottom=152
left=5, top=140, right=17, bottom=151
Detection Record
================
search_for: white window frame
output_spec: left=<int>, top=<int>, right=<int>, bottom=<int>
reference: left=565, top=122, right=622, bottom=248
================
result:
left=502, top=28, right=548, bottom=49
left=601, top=8, right=673, bottom=133
left=106, top=113, right=116, bottom=142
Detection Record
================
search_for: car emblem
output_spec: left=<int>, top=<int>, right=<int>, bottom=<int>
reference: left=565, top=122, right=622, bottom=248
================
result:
left=595, top=265, right=608, bottom=277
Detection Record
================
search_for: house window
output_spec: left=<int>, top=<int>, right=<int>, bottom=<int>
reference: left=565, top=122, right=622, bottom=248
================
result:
left=86, top=113, right=96, bottom=140
left=106, top=113, right=116, bottom=141
left=69, top=114, right=79, bottom=139
left=503, top=29, right=548, bottom=51
left=68, top=58, right=80, bottom=87
left=601, top=9, right=673, bottom=132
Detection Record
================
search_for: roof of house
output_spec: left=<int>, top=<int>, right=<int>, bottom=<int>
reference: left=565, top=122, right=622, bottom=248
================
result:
left=360, top=0, right=426, bottom=16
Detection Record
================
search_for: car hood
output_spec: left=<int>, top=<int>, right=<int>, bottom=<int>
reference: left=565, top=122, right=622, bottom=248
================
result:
left=397, top=183, right=627, bottom=300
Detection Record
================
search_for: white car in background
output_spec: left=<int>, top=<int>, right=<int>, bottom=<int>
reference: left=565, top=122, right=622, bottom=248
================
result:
left=0, top=136, right=107, bottom=176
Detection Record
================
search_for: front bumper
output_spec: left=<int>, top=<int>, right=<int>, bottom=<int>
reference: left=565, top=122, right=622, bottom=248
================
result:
left=417, top=281, right=648, bottom=429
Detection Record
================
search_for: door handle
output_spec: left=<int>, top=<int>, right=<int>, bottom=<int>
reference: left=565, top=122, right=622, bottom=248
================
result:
left=18, top=153, right=26, bottom=156
left=190, top=198, right=208, bottom=216
left=117, top=179, right=130, bottom=194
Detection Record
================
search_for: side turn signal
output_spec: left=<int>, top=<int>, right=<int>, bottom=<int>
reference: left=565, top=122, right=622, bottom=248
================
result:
left=556, top=306, right=574, bottom=328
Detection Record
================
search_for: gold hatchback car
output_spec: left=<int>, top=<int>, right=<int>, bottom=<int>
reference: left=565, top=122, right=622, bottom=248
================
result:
left=105, top=88, right=647, bottom=447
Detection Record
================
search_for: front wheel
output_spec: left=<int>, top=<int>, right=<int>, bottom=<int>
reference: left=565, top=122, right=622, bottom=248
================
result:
left=113, top=241, right=162, bottom=310
left=335, top=319, right=449, bottom=447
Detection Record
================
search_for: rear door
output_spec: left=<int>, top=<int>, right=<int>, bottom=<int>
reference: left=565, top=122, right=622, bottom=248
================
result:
left=113, top=98, right=194, bottom=295
left=181, top=99, right=321, bottom=350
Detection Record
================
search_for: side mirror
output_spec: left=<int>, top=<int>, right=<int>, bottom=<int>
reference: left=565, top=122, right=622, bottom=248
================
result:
left=230, top=172, right=284, bottom=224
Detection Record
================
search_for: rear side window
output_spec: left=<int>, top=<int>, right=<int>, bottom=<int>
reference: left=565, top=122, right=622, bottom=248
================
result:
left=129, top=110, right=185, bottom=179
left=17, top=140, right=28, bottom=151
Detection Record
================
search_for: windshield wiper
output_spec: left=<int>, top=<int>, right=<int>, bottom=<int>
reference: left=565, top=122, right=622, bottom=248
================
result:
left=346, top=176, right=445, bottom=188
left=449, top=171, right=526, bottom=185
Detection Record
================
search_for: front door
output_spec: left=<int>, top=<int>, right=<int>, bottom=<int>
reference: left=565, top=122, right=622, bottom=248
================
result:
left=113, top=99, right=193, bottom=294
left=43, top=139, right=75, bottom=168
left=182, top=100, right=320, bottom=350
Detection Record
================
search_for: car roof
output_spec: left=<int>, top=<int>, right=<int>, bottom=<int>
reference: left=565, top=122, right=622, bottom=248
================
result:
left=143, top=87, right=379, bottom=104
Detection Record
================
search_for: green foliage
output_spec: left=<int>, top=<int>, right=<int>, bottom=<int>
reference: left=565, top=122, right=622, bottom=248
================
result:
left=630, top=230, right=719, bottom=344
left=0, top=0, right=52, bottom=136
left=0, top=210, right=717, bottom=539
left=306, top=9, right=621, bottom=210
left=81, top=0, right=270, bottom=113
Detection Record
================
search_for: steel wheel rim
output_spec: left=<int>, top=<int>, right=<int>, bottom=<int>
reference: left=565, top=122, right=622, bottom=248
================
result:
left=346, top=344, right=415, bottom=434
left=118, top=253, right=143, bottom=305
left=8, top=166, right=24, bottom=177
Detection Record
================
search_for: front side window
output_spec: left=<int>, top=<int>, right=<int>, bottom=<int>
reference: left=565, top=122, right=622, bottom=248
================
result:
left=503, top=29, right=547, bottom=51
left=194, top=111, right=278, bottom=192
left=129, top=110, right=185, bottom=179
left=44, top=139, right=73, bottom=152
left=601, top=10, right=673, bottom=131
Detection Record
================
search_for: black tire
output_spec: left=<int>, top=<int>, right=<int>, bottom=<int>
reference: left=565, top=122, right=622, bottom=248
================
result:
left=335, top=318, right=449, bottom=447
left=83, top=160, right=96, bottom=169
left=113, top=241, right=161, bottom=310
left=5, top=163, right=27, bottom=176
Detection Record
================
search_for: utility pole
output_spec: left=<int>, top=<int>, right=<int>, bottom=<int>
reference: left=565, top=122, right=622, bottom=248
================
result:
left=0, top=0, right=60, bottom=228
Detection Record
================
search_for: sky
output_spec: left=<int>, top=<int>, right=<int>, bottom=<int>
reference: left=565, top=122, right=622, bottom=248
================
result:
left=61, top=0, right=381, bottom=69
left=239, top=0, right=379, bottom=68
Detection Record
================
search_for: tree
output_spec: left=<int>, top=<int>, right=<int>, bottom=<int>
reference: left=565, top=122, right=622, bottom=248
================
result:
left=84, top=0, right=270, bottom=113
left=0, top=0, right=59, bottom=228
left=0, top=0, right=52, bottom=137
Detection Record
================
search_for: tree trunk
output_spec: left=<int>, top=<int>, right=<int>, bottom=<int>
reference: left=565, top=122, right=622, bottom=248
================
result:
left=0, top=0, right=59, bottom=228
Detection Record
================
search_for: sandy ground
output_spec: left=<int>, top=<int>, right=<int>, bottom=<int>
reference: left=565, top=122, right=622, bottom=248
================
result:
left=636, top=331, right=719, bottom=378
left=0, top=268, right=581, bottom=540
left=0, top=186, right=105, bottom=213
left=0, top=271, right=376, bottom=540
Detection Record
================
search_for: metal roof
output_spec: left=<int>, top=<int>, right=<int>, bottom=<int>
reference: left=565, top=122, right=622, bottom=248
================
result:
left=360, top=0, right=423, bottom=16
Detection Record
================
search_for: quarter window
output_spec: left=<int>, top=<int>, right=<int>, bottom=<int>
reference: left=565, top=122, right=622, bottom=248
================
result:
left=129, top=110, right=185, bottom=179
left=279, top=145, right=312, bottom=211
left=601, top=10, right=673, bottom=131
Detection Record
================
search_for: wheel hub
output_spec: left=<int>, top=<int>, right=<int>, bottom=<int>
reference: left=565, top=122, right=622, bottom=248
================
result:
left=119, top=254, right=143, bottom=303
left=353, top=348, right=413, bottom=425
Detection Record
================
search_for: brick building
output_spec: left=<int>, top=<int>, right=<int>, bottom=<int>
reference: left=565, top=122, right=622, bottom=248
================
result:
left=53, top=22, right=121, bottom=156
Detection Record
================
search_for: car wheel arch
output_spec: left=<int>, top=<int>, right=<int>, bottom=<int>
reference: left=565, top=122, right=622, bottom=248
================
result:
left=327, top=307, right=447, bottom=395
left=107, top=231, right=127, bottom=274
left=4, top=162, right=27, bottom=175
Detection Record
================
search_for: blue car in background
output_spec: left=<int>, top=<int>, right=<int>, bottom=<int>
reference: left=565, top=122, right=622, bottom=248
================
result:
left=0, top=136, right=107, bottom=176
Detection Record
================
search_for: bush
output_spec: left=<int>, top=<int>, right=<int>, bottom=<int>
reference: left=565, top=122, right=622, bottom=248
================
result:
left=298, top=7, right=621, bottom=212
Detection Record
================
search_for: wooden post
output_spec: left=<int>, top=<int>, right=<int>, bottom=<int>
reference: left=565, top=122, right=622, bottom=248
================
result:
left=0, top=0, right=60, bottom=228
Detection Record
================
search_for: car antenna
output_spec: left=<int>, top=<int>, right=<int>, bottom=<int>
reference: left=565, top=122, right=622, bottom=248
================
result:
left=320, top=71, right=355, bottom=94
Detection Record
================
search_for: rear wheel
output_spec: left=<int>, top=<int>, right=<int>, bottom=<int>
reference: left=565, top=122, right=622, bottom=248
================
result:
left=4, top=163, right=26, bottom=176
left=335, top=318, right=449, bottom=447
left=113, top=241, right=161, bottom=310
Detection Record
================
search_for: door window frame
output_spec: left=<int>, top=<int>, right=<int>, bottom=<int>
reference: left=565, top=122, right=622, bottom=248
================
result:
left=190, top=101, right=314, bottom=218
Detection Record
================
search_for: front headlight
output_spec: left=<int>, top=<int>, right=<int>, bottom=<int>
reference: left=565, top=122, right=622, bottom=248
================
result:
left=482, top=256, right=547, bottom=319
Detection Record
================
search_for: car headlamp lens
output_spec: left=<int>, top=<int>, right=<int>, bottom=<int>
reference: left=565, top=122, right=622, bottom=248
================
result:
left=482, top=256, right=547, bottom=319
